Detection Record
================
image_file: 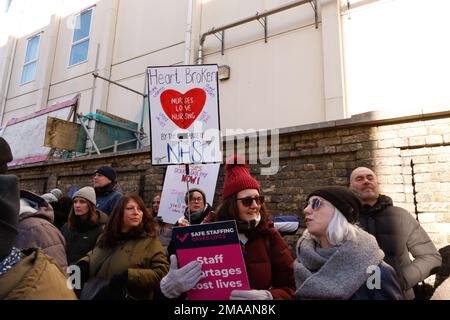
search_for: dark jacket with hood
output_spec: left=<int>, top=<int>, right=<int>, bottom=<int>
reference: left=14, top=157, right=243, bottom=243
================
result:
left=16, top=190, right=68, bottom=270
left=61, top=210, right=109, bottom=265
left=358, top=194, right=442, bottom=299
left=95, top=183, right=122, bottom=216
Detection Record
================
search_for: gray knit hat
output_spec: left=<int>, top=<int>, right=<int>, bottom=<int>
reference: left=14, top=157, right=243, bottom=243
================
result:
left=42, top=193, right=58, bottom=203
left=50, top=188, right=63, bottom=200
left=185, top=188, right=207, bottom=204
left=73, top=186, right=96, bottom=205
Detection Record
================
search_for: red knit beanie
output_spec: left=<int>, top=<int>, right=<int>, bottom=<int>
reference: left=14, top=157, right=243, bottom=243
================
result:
left=222, top=155, right=260, bottom=200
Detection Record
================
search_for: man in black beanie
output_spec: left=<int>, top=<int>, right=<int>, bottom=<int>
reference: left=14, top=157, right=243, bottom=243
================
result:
left=92, top=165, right=122, bottom=216
left=0, top=137, right=13, bottom=174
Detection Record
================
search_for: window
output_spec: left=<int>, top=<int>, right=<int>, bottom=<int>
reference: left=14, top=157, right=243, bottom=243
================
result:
left=3, top=0, right=12, bottom=13
left=69, top=8, right=93, bottom=66
left=20, top=34, right=40, bottom=84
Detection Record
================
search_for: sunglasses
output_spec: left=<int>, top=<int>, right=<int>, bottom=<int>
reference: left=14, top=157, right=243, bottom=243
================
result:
left=303, top=198, right=322, bottom=211
left=236, top=195, right=265, bottom=207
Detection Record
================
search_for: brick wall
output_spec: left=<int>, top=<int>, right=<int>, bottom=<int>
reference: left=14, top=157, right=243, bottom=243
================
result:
left=10, top=113, right=450, bottom=251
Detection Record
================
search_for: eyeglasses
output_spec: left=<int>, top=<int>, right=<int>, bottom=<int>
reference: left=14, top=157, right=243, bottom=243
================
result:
left=303, top=198, right=322, bottom=211
left=190, top=197, right=204, bottom=203
left=236, top=195, right=265, bottom=207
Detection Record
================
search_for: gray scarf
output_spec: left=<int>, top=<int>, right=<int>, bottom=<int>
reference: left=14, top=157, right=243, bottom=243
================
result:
left=294, top=227, right=384, bottom=299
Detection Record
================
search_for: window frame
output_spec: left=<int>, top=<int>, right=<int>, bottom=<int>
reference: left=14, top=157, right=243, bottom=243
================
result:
left=68, top=7, right=94, bottom=67
left=4, top=0, right=12, bottom=13
left=20, top=33, right=41, bottom=85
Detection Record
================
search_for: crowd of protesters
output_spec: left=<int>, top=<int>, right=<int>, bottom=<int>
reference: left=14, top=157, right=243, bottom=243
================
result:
left=0, top=136, right=447, bottom=300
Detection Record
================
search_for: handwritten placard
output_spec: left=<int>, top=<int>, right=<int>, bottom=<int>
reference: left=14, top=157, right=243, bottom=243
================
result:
left=159, top=163, right=220, bottom=224
left=147, top=64, right=222, bottom=165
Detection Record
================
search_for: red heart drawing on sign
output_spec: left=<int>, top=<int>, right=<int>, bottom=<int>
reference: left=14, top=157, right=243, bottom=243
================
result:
left=160, top=88, right=206, bottom=129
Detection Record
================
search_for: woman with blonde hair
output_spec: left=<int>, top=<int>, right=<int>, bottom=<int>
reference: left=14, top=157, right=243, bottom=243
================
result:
left=295, top=186, right=404, bottom=300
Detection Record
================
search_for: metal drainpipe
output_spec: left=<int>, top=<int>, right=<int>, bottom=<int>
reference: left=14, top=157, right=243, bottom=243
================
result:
left=198, top=43, right=203, bottom=64
left=197, top=0, right=315, bottom=64
left=185, top=0, right=194, bottom=64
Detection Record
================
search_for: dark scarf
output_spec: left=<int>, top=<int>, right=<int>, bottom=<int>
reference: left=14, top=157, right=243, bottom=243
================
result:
left=74, top=212, right=100, bottom=232
left=294, top=227, right=384, bottom=299
left=237, top=219, right=259, bottom=233
left=0, top=247, right=21, bottom=276
left=361, top=195, right=393, bottom=215
left=99, top=230, right=148, bottom=249
left=94, top=183, right=116, bottom=197
left=236, top=212, right=261, bottom=233
left=183, top=203, right=212, bottom=225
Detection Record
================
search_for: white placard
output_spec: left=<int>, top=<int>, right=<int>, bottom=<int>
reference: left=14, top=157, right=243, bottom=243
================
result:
left=147, top=64, right=222, bottom=165
left=159, top=163, right=220, bottom=224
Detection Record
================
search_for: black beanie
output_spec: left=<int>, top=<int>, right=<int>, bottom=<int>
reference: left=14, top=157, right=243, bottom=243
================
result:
left=0, top=175, right=20, bottom=259
left=0, top=138, right=13, bottom=174
left=306, top=186, right=361, bottom=223
left=95, top=166, right=117, bottom=183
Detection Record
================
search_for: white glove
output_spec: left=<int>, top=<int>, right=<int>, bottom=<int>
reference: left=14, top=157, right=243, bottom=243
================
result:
left=160, top=255, right=203, bottom=298
left=177, top=217, right=190, bottom=226
left=229, top=289, right=273, bottom=300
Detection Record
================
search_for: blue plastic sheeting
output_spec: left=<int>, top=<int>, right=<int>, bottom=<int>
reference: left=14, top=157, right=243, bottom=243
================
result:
left=270, top=215, right=300, bottom=234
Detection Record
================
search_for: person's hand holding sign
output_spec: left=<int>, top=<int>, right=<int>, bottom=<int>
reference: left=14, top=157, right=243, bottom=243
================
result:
left=160, top=255, right=204, bottom=298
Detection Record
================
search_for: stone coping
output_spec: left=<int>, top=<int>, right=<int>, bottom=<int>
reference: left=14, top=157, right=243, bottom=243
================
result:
left=9, top=108, right=450, bottom=170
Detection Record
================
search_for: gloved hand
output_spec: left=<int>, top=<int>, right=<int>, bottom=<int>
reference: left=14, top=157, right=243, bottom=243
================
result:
left=109, top=271, right=128, bottom=295
left=75, top=260, right=90, bottom=284
left=177, top=217, right=190, bottom=226
left=160, top=255, right=203, bottom=298
left=108, top=270, right=128, bottom=300
left=94, top=271, right=128, bottom=300
left=230, top=289, right=273, bottom=300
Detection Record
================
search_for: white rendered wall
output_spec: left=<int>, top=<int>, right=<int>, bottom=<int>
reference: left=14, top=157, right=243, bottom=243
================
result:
left=342, top=0, right=450, bottom=116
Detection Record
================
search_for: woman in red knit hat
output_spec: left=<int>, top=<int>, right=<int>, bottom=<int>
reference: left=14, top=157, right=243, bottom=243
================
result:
left=212, top=155, right=295, bottom=300
left=159, top=155, right=295, bottom=300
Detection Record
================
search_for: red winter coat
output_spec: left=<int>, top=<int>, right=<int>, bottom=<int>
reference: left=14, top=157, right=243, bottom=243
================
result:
left=242, top=220, right=295, bottom=299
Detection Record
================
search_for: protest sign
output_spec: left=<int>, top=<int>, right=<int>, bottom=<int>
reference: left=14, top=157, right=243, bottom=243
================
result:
left=147, top=64, right=222, bottom=165
left=159, top=163, right=220, bottom=224
left=172, top=220, right=250, bottom=300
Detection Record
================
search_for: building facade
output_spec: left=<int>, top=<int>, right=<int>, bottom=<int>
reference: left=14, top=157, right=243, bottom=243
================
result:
left=1, top=0, right=449, bottom=133
left=1, top=0, right=450, bottom=254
